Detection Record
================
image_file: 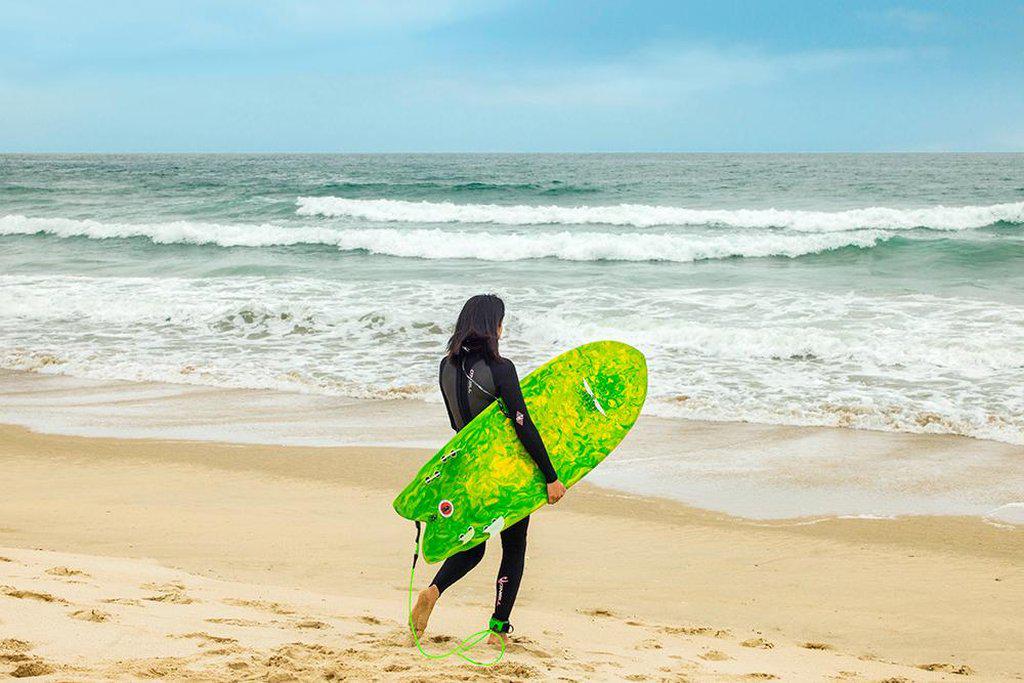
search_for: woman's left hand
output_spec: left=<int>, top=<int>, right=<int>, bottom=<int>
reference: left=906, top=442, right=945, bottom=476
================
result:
left=546, top=479, right=566, bottom=505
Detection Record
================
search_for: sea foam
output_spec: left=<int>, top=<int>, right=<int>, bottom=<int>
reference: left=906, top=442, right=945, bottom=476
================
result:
left=296, top=197, right=1024, bottom=231
left=0, top=214, right=891, bottom=262
left=1, top=274, right=1021, bottom=445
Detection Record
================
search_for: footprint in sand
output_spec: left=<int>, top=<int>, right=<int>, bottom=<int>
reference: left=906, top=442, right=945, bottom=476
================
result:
left=1, top=639, right=33, bottom=665
left=10, top=660, right=55, bottom=678
left=370, top=627, right=416, bottom=649
left=918, top=663, right=974, bottom=675
left=171, top=632, right=238, bottom=647
left=294, top=619, right=329, bottom=630
left=286, top=643, right=345, bottom=663
left=141, top=582, right=195, bottom=605
left=221, top=597, right=295, bottom=615
left=634, top=638, right=663, bottom=651
left=802, top=641, right=834, bottom=651
left=510, top=636, right=554, bottom=660
left=490, top=661, right=539, bottom=679
left=2, top=642, right=55, bottom=678
left=336, top=645, right=375, bottom=663
left=580, top=607, right=616, bottom=618
left=120, top=657, right=191, bottom=679
left=144, top=592, right=194, bottom=605
left=101, top=597, right=142, bottom=606
left=700, top=649, right=731, bottom=661
left=69, top=608, right=110, bottom=623
left=741, top=637, right=775, bottom=649
left=660, top=624, right=732, bottom=638
left=205, top=617, right=263, bottom=627
left=743, top=674, right=779, bottom=680
left=141, top=581, right=185, bottom=591
left=45, top=566, right=90, bottom=579
left=1, top=585, right=68, bottom=604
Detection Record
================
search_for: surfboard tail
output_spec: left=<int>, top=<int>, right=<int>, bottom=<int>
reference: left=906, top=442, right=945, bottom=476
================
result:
left=393, top=485, right=427, bottom=521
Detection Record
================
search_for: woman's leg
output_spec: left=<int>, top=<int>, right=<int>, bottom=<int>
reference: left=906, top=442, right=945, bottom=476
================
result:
left=431, top=543, right=486, bottom=594
left=411, top=543, right=486, bottom=635
left=492, top=515, right=529, bottom=624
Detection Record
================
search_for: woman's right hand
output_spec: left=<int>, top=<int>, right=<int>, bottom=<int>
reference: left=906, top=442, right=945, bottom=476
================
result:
left=546, top=479, right=566, bottom=505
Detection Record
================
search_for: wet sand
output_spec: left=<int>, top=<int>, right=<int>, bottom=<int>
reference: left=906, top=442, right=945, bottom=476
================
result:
left=2, top=369, right=1022, bottom=522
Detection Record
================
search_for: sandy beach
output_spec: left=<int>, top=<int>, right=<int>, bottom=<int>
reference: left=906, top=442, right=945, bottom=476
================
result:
left=5, top=4, right=1024, bottom=679
left=2, top=413, right=1021, bottom=681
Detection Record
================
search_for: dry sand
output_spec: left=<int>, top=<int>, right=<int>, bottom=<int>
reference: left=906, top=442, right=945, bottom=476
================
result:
left=1, top=424, right=1022, bottom=681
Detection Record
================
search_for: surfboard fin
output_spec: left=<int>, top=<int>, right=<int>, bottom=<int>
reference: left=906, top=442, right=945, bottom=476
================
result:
left=483, top=516, right=505, bottom=536
left=582, top=377, right=607, bottom=416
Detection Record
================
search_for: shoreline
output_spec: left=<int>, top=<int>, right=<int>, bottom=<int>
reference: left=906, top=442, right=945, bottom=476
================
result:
left=2, top=369, right=1022, bottom=524
left=3, top=363, right=1022, bottom=449
left=1, top=423, right=1021, bottom=680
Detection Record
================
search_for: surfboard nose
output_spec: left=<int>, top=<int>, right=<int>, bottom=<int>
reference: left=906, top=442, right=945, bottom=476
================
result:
left=579, top=341, right=647, bottom=423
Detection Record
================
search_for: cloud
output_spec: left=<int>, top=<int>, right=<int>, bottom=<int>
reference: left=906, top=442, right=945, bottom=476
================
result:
left=266, top=0, right=502, bottom=32
left=874, top=7, right=942, bottom=32
left=2, top=0, right=504, bottom=53
left=0, top=0, right=511, bottom=84
left=436, top=44, right=916, bottom=107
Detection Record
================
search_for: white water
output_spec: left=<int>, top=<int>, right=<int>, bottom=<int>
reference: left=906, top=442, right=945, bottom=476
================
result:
left=0, top=214, right=895, bottom=262
left=2, top=274, right=1021, bottom=445
left=296, top=197, right=1024, bottom=231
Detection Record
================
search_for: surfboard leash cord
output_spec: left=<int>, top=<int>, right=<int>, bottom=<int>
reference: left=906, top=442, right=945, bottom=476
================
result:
left=406, top=522, right=507, bottom=667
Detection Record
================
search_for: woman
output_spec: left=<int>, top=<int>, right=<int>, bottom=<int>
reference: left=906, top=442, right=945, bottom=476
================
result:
left=410, top=294, right=567, bottom=646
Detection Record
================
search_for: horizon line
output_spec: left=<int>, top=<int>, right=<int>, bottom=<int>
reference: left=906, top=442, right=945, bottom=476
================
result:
left=3, top=149, right=1023, bottom=155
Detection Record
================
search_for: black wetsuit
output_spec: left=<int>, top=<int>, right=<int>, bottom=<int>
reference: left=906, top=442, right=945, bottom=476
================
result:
left=430, top=345, right=557, bottom=626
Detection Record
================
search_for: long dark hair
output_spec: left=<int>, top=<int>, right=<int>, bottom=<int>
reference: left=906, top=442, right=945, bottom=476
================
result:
left=446, top=294, right=505, bottom=361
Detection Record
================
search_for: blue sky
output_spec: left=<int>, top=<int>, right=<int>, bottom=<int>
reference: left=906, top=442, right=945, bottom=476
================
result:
left=2, top=1, right=1023, bottom=152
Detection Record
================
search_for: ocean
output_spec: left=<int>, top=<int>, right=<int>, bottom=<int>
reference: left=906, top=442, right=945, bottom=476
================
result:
left=1, top=153, right=1022, bottom=445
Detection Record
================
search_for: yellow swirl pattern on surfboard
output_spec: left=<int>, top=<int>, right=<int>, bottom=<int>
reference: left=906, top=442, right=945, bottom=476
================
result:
left=393, top=341, right=647, bottom=563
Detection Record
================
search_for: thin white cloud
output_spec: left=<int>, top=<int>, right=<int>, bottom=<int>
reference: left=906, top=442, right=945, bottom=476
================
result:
left=271, top=0, right=503, bottom=32
left=873, top=7, right=942, bottom=32
left=3, top=0, right=505, bottom=52
left=437, top=44, right=916, bottom=107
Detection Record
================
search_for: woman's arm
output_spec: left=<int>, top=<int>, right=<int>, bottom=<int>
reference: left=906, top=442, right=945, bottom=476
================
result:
left=492, top=359, right=559, bottom=485
left=439, top=358, right=458, bottom=431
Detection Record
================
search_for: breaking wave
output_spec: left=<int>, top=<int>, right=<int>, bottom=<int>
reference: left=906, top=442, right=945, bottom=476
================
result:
left=296, top=197, right=1024, bottom=231
left=0, top=214, right=891, bottom=262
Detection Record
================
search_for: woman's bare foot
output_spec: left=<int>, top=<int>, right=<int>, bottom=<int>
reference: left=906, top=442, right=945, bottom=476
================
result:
left=487, top=631, right=508, bottom=648
left=410, top=585, right=439, bottom=636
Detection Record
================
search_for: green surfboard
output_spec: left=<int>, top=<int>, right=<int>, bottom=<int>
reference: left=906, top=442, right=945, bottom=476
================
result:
left=393, top=341, right=647, bottom=564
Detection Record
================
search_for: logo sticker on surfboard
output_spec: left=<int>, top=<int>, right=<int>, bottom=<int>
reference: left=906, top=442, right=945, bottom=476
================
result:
left=438, top=500, right=454, bottom=518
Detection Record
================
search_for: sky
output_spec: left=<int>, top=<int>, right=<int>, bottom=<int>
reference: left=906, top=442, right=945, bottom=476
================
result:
left=1, top=1, right=1023, bottom=152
